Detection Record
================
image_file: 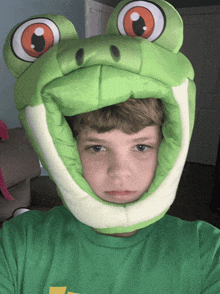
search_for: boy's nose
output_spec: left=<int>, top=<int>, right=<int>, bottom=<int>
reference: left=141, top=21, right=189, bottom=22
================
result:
left=107, top=155, right=132, bottom=179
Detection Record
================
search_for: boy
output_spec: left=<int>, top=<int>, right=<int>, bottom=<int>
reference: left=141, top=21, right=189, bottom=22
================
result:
left=66, top=97, right=164, bottom=238
left=1, top=0, right=220, bottom=292
left=1, top=98, right=220, bottom=293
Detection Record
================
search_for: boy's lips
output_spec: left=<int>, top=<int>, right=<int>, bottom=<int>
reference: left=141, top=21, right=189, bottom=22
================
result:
left=106, top=191, right=134, bottom=195
left=105, top=191, right=137, bottom=200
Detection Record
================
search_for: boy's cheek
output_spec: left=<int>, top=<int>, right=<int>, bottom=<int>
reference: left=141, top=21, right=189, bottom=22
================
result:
left=80, top=157, right=104, bottom=178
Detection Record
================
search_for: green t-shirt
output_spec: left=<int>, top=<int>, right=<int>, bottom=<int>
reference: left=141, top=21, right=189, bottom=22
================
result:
left=0, top=205, right=220, bottom=294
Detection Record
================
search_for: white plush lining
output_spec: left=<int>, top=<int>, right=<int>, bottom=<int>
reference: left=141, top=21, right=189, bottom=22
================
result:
left=26, top=78, right=190, bottom=229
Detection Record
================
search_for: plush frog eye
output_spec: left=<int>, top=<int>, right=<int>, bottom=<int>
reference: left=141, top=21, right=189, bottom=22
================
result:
left=3, top=14, right=79, bottom=78
left=117, top=1, right=165, bottom=42
left=106, top=0, right=183, bottom=53
left=11, top=18, right=60, bottom=62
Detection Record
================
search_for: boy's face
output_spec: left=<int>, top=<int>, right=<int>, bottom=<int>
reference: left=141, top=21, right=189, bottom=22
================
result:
left=77, top=125, right=161, bottom=204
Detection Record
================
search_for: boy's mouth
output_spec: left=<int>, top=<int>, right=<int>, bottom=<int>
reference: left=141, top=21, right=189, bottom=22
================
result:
left=105, top=191, right=137, bottom=202
left=105, top=191, right=135, bottom=196
left=105, top=191, right=135, bottom=199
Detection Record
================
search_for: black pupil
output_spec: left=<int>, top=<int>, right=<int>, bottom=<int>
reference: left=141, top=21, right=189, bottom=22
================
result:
left=132, top=16, right=146, bottom=36
left=93, top=146, right=101, bottom=152
left=31, top=33, right=45, bottom=52
left=137, top=145, right=145, bottom=151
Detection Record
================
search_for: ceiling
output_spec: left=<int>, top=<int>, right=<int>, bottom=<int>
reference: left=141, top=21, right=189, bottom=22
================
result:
left=94, top=0, right=220, bottom=8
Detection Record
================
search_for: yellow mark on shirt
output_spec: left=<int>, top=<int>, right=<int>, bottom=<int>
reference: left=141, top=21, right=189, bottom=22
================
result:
left=49, top=287, right=80, bottom=294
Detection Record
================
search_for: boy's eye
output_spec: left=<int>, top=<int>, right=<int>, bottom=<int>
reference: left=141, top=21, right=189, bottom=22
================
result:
left=134, top=144, right=150, bottom=152
left=86, top=144, right=150, bottom=153
left=88, top=145, right=105, bottom=153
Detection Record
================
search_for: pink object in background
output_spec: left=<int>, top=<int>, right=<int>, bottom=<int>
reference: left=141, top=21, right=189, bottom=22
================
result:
left=0, top=120, right=14, bottom=200
left=0, top=120, right=9, bottom=140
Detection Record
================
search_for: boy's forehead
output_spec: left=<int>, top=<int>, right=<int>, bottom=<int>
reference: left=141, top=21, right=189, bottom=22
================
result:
left=78, top=126, right=160, bottom=143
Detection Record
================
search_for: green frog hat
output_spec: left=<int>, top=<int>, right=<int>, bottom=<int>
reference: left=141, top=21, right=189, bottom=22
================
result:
left=3, top=0, right=196, bottom=234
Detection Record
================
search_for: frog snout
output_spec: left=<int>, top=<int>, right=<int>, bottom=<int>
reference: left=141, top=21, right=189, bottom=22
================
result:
left=75, top=45, right=121, bottom=66
left=57, top=36, right=141, bottom=75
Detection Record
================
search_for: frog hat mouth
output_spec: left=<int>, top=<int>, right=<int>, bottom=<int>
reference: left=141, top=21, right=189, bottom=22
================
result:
left=3, top=0, right=195, bottom=234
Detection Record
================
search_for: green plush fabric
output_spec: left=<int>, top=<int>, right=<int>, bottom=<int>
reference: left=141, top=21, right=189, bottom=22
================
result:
left=3, top=0, right=196, bottom=234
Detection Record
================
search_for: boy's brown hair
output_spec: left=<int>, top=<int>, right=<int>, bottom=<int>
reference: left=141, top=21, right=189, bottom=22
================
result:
left=65, top=98, right=165, bottom=140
